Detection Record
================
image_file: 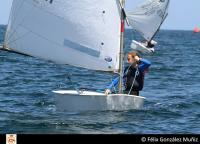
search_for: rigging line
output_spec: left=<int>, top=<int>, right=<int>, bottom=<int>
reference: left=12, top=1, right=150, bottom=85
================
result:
left=115, top=61, right=135, bottom=94
left=66, top=74, right=81, bottom=94
left=150, top=13, right=168, bottom=41
left=6, top=30, right=31, bottom=46
left=6, top=2, right=35, bottom=45
left=6, top=0, right=26, bottom=43
left=128, top=67, right=139, bottom=95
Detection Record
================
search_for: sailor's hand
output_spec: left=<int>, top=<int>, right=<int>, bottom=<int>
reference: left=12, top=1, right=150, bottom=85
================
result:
left=134, top=56, right=140, bottom=62
left=105, top=89, right=111, bottom=96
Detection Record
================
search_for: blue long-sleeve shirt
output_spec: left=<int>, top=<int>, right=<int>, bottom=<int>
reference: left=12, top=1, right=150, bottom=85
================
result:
left=107, top=58, right=151, bottom=90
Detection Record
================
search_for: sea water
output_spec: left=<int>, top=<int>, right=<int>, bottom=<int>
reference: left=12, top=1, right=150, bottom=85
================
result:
left=0, top=25, right=200, bottom=134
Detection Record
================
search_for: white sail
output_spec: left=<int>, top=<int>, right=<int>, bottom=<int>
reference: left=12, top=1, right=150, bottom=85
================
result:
left=127, top=0, right=170, bottom=41
left=5, top=0, right=121, bottom=72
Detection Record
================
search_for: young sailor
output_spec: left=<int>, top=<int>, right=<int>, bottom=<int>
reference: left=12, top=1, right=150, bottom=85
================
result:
left=105, top=52, right=151, bottom=96
left=142, top=40, right=157, bottom=53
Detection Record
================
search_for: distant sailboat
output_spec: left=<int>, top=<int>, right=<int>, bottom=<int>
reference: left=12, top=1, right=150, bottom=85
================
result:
left=127, top=0, right=170, bottom=54
left=1, top=0, right=169, bottom=111
left=194, top=26, right=200, bottom=33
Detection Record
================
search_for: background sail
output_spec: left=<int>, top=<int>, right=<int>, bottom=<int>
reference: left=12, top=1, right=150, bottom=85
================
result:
left=5, top=0, right=121, bottom=72
left=127, top=0, right=170, bottom=41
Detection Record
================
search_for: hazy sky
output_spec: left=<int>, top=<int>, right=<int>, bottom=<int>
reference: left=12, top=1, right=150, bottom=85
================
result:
left=0, top=0, right=199, bottom=30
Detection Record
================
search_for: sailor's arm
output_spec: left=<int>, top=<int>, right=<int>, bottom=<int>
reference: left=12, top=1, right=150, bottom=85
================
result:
left=105, top=77, right=119, bottom=95
left=138, top=58, right=151, bottom=72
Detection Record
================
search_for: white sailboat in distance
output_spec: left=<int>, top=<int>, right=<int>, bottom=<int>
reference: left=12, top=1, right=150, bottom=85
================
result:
left=2, top=0, right=160, bottom=111
left=128, top=0, right=170, bottom=54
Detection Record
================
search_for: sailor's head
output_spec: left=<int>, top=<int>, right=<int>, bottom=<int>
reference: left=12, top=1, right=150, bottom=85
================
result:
left=147, top=40, right=157, bottom=48
left=150, top=40, right=157, bottom=45
left=127, top=51, right=140, bottom=64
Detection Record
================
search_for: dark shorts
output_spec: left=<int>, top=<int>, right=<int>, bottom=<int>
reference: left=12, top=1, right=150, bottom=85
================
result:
left=124, top=90, right=139, bottom=96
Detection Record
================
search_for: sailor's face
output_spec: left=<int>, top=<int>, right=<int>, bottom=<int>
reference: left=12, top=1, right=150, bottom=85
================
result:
left=127, top=54, right=135, bottom=64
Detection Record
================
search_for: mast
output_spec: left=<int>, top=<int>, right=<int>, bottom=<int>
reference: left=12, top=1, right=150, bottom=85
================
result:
left=150, top=0, right=170, bottom=41
left=118, top=0, right=125, bottom=94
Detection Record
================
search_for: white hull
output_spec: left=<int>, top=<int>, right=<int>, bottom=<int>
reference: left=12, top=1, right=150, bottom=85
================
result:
left=53, top=90, right=145, bottom=112
left=131, top=40, right=152, bottom=54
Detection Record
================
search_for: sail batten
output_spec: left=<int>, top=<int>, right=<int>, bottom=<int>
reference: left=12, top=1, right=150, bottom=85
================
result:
left=5, top=0, right=121, bottom=72
left=127, top=0, right=170, bottom=41
left=63, top=39, right=100, bottom=58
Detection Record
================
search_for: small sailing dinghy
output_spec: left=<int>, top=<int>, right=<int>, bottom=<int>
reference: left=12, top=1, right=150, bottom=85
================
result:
left=2, top=0, right=149, bottom=111
left=130, top=40, right=157, bottom=54
left=53, top=90, right=145, bottom=111
left=127, top=0, right=170, bottom=54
